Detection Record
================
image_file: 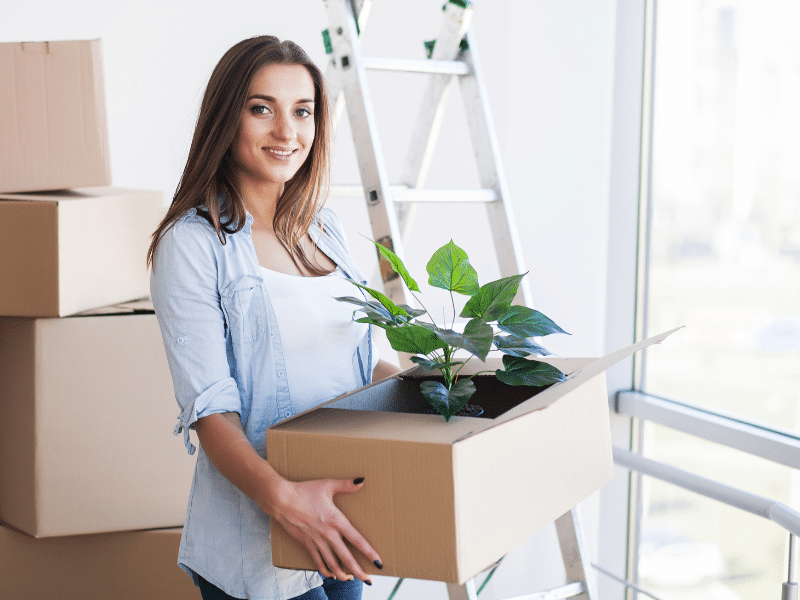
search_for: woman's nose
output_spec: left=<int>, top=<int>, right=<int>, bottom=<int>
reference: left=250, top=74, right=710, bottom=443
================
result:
left=272, top=114, right=294, bottom=140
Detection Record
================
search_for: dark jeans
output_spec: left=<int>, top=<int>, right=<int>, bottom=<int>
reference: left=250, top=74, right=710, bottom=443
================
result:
left=198, top=575, right=363, bottom=600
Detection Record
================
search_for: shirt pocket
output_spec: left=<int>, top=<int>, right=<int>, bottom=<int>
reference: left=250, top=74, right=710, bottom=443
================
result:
left=220, top=275, right=266, bottom=345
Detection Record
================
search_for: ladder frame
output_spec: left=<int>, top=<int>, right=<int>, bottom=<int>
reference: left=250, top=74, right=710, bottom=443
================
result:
left=324, top=0, right=532, bottom=307
left=446, top=509, right=597, bottom=600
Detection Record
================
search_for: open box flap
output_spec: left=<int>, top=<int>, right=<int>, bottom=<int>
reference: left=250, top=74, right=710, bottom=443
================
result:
left=473, top=326, right=683, bottom=433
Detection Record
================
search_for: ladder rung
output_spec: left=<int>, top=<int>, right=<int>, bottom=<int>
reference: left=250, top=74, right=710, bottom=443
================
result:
left=498, top=581, right=587, bottom=600
left=362, top=56, right=469, bottom=75
left=330, top=185, right=498, bottom=203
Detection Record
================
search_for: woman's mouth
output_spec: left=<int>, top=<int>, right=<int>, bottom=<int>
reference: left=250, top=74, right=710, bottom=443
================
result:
left=265, top=147, right=295, bottom=159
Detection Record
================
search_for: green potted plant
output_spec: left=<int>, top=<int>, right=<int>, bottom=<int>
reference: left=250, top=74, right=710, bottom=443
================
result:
left=336, top=240, right=569, bottom=420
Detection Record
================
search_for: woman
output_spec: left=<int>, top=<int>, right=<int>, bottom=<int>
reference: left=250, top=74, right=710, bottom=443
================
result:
left=148, top=36, right=399, bottom=600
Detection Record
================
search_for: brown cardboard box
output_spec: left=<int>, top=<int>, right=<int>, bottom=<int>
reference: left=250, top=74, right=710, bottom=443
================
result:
left=0, top=187, right=163, bottom=317
left=0, top=524, right=196, bottom=599
left=0, top=39, right=111, bottom=193
left=0, top=301, right=195, bottom=537
left=268, top=329, right=678, bottom=583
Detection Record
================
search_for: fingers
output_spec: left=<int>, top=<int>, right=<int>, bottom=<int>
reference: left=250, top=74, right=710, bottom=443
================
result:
left=315, top=536, right=352, bottom=582
left=331, top=478, right=383, bottom=571
left=306, top=544, right=337, bottom=579
left=301, top=522, right=370, bottom=583
left=335, top=516, right=382, bottom=575
left=330, top=476, right=366, bottom=495
left=277, top=477, right=381, bottom=583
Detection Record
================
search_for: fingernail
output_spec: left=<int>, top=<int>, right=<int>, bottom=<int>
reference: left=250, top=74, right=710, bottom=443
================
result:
left=373, top=560, right=383, bottom=569
left=365, top=580, right=373, bottom=586
left=353, top=477, right=365, bottom=485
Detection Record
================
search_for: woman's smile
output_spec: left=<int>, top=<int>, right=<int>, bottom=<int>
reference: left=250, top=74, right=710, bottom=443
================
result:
left=264, top=146, right=298, bottom=160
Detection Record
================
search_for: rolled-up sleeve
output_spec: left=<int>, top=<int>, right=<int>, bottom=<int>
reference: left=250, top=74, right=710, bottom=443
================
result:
left=150, top=217, right=242, bottom=454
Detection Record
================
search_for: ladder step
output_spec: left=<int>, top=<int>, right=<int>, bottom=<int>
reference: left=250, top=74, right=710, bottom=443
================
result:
left=362, top=56, right=469, bottom=75
left=499, top=581, right=587, bottom=600
left=330, top=185, right=497, bottom=203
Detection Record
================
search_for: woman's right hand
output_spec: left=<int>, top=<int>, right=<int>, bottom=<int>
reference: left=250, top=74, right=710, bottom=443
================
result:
left=195, top=413, right=381, bottom=583
left=266, top=476, right=382, bottom=583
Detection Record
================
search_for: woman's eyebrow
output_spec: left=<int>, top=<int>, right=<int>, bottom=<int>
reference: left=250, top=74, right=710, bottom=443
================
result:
left=248, top=94, right=314, bottom=104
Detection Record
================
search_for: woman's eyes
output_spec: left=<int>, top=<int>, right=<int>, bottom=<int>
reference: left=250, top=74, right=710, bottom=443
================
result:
left=248, top=105, right=313, bottom=118
left=250, top=104, right=271, bottom=116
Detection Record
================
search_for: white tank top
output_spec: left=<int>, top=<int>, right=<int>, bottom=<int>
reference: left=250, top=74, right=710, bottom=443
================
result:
left=260, top=266, right=377, bottom=413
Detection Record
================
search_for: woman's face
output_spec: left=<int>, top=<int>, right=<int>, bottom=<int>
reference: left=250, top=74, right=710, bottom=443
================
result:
left=230, top=63, right=316, bottom=193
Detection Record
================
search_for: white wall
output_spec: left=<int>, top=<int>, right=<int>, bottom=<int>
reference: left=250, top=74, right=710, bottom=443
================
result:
left=2, top=0, right=625, bottom=597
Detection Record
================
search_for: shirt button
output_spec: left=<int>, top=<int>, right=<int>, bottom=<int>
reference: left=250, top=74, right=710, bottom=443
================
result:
left=176, top=336, right=185, bottom=344
left=283, top=411, right=292, bottom=418
left=277, top=370, right=285, bottom=378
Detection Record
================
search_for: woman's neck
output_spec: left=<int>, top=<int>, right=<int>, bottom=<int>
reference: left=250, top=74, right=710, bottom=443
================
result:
left=238, top=178, right=283, bottom=231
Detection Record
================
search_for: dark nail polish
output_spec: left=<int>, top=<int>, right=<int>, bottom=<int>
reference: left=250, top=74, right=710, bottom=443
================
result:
left=365, top=580, right=373, bottom=586
left=353, top=477, right=365, bottom=485
left=373, top=560, right=383, bottom=570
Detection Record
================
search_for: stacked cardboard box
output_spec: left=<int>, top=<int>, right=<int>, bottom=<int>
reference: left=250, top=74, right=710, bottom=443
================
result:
left=0, top=39, right=195, bottom=596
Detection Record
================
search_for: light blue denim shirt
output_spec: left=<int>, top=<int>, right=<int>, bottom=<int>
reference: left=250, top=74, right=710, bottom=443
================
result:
left=150, top=206, right=374, bottom=600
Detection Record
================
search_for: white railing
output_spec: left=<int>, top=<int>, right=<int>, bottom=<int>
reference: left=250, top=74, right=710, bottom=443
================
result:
left=612, top=390, right=800, bottom=600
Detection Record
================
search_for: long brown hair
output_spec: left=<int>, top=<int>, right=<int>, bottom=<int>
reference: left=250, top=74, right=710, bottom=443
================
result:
left=147, top=36, right=332, bottom=273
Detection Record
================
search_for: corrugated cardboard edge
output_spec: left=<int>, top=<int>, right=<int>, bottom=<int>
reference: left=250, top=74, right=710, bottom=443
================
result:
left=72, top=297, right=154, bottom=316
left=0, top=320, right=39, bottom=535
left=0, top=187, right=160, bottom=203
left=89, top=39, right=112, bottom=185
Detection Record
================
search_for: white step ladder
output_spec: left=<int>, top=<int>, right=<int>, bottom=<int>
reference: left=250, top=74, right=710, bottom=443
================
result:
left=323, top=0, right=531, bottom=307
left=321, top=2, right=599, bottom=599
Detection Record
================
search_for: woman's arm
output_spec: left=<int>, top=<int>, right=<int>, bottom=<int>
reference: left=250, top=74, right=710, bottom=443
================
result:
left=194, top=412, right=381, bottom=583
left=151, top=222, right=380, bottom=582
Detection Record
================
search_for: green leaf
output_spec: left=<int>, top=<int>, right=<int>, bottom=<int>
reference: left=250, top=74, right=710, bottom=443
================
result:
left=496, top=306, right=569, bottom=338
left=428, top=319, right=494, bottom=361
left=335, top=296, right=396, bottom=325
left=495, top=356, right=566, bottom=387
left=386, top=324, right=448, bottom=355
left=350, top=282, right=410, bottom=319
left=420, top=378, right=477, bottom=421
left=426, top=240, right=479, bottom=295
left=355, top=317, right=393, bottom=330
left=397, top=304, right=426, bottom=319
left=409, top=356, right=465, bottom=372
left=367, top=238, right=421, bottom=292
left=460, top=274, right=526, bottom=321
left=493, top=335, right=554, bottom=358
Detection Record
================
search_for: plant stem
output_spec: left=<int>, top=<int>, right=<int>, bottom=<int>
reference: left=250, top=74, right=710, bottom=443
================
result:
left=452, top=355, right=473, bottom=381
left=450, top=290, right=456, bottom=330
left=442, top=346, right=454, bottom=388
left=410, top=292, right=436, bottom=327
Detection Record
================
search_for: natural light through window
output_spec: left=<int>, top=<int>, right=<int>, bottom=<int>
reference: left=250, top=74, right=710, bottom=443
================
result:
left=639, top=0, right=800, bottom=598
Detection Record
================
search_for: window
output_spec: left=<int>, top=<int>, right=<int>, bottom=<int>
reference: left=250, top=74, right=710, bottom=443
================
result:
left=635, top=1, right=800, bottom=598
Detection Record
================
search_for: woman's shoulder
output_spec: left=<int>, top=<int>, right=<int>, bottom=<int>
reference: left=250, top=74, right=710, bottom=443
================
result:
left=153, top=208, right=228, bottom=266
left=164, top=207, right=243, bottom=247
